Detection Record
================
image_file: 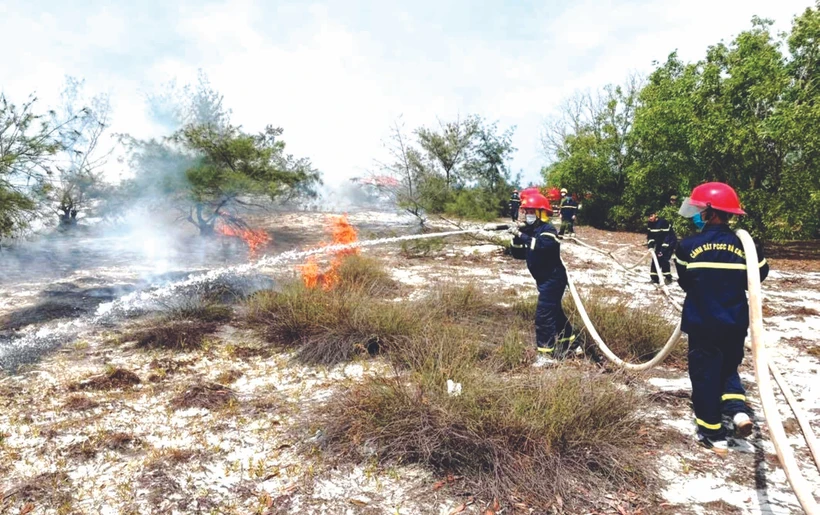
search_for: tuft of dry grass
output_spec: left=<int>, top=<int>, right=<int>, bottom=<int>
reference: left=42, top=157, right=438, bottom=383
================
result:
left=246, top=283, right=421, bottom=365
left=125, top=319, right=219, bottom=351
left=567, top=295, right=678, bottom=363
left=320, top=369, right=651, bottom=511
left=215, top=369, right=244, bottom=385
left=0, top=471, right=73, bottom=512
left=68, top=367, right=141, bottom=392
left=170, top=382, right=237, bottom=410
left=62, top=394, right=100, bottom=411
left=335, top=254, right=399, bottom=296
left=64, top=431, right=143, bottom=461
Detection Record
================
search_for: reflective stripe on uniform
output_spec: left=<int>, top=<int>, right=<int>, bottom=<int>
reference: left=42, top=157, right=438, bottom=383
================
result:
left=557, top=334, right=576, bottom=344
left=648, top=228, right=668, bottom=232
left=649, top=272, right=659, bottom=276
left=721, top=393, right=746, bottom=402
left=661, top=243, right=670, bottom=247
left=674, top=257, right=688, bottom=266
left=537, top=347, right=555, bottom=354
left=677, top=258, right=765, bottom=270
left=696, top=418, right=722, bottom=430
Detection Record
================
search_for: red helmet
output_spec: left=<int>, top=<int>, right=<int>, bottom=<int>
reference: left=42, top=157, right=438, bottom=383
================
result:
left=688, top=182, right=746, bottom=215
left=520, top=193, right=553, bottom=215
left=519, top=187, right=541, bottom=200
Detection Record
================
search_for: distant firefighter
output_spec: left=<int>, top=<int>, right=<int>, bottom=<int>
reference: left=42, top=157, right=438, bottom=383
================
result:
left=557, top=188, right=577, bottom=237
left=646, top=212, right=677, bottom=284
left=508, top=189, right=521, bottom=221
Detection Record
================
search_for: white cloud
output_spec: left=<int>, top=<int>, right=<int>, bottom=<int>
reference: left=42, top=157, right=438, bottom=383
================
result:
left=0, top=0, right=813, bottom=188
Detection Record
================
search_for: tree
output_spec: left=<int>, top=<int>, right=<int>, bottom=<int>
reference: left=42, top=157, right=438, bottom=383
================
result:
left=416, top=115, right=480, bottom=190
left=0, top=94, right=81, bottom=237
left=35, top=77, right=114, bottom=228
left=376, top=117, right=430, bottom=224
left=170, top=123, right=320, bottom=235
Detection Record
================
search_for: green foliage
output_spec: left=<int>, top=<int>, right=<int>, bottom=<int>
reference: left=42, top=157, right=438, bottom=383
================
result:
left=0, top=95, right=65, bottom=237
left=381, top=115, right=519, bottom=223
left=543, top=5, right=820, bottom=241
left=123, top=73, right=321, bottom=235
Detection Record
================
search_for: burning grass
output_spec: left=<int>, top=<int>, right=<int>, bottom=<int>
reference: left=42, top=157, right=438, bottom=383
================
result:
left=319, top=369, right=652, bottom=510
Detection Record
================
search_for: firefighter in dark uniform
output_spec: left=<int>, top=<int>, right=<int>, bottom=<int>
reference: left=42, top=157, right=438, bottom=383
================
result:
left=674, top=182, right=769, bottom=455
left=508, top=190, right=521, bottom=222
left=647, top=212, right=677, bottom=284
left=508, top=193, right=575, bottom=363
left=558, top=188, right=577, bottom=237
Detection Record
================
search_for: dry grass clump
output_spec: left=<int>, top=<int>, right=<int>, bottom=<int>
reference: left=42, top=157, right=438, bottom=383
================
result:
left=120, top=299, right=231, bottom=351
left=423, top=283, right=502, bottom=320
left=170, top=382, right=237, bottom=410
left=335, top=254, right=398, bottom=295
left=320, top=369, right=650, bottom=510
left=62, top=394, right=100, bottom=411
left=125, top=319, right=219, bottom=350
left=68, top=367, right=141, bottom=391
left=65, top=431, right=143, bottom=460
left=246, top=283, right=422, bottom=365
left=570, top=296, right=677, bottom=362
left=0, top=471, right=73, bottom=513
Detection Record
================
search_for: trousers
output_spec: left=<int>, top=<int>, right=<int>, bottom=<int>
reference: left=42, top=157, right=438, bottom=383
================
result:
left=650, top=253, right=672, bottom=283
left=687, top=329, right=751, bottom=438
left=535, top=280, right=574, bottom=355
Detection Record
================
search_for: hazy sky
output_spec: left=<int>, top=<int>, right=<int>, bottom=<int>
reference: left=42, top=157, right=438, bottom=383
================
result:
left=0, top=0, right=813, bottom=187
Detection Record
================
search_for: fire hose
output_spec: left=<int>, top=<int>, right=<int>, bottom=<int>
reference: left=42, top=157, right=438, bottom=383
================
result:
left=564, top=231, right=820, bottom=512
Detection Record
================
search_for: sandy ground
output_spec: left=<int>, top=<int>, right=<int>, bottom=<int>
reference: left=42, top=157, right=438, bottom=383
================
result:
left=0, top=211, right=818, bottom=514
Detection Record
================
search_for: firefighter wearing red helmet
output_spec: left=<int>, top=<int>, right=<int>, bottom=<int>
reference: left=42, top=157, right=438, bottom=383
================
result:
left=674, top=182, right=769, bottom=455
left=508, top=193, right=575, bottom=364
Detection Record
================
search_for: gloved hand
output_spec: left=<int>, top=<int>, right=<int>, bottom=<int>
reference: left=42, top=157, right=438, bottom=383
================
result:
left=507, top=226, right=521, bottom=237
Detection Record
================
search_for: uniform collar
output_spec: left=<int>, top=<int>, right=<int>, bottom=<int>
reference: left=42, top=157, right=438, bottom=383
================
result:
left=702, top=223, right=731, bottom=233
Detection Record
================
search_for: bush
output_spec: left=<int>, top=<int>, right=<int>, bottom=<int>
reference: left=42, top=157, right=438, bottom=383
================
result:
left=567, top=294, right=677, bottom=362
left=246, top=283, right=422, bottom=364
left=399, top=236, right=446, bottom=258
left=335, top=254, right=398, bottom=296
left=320, top=369, right=650, bottom=510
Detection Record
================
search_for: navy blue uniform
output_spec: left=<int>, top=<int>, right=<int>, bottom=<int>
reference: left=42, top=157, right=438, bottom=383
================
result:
left=509, top=193, right=521, bottom=221
left=647, top=218, right=677, bottom=283
left=516, top=222, right=574, bottom=355
left=674, top=224, right=769, bottom=438
left=558, top=197, right=577, bottom=236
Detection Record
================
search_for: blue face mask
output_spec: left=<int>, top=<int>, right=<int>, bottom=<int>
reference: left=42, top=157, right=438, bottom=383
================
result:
left=693, top=212, right=706, bottom=230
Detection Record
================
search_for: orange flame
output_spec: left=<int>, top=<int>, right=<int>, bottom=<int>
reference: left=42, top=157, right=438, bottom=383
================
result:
left=299, top=215, right=359, bottom=290
left=216, top=221, right=272, bottom=259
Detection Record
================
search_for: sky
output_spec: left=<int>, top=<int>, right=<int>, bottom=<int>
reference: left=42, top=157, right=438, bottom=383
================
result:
left=0, top=0, right=814, bottom=188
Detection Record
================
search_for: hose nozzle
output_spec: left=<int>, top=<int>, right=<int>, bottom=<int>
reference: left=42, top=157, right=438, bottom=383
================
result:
left=483, top=223, right=511, bottom=231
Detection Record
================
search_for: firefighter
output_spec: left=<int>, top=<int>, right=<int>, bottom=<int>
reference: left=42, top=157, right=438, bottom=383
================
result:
left=558, top=188, right=577, bottom=237
left=646, top=212, right=677, bottom=284
left=509, top=190, right=521, bottom=222
left=508, top=193, right=575, bottom=364
left=674, top=182, right=769, bottom=455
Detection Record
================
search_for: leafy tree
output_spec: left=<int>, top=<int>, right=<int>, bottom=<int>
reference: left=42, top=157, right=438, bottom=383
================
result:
left=542, top=4, right=820, bottom=241
left=416, top=116, right=480, bottom=191
left=0, top=94, right=83, bottom=237
left=171, top=123, right=321, bottom=235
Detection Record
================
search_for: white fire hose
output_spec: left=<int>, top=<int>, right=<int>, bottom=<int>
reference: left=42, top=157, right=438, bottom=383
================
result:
left=563, top=230, right=820, bottom=512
